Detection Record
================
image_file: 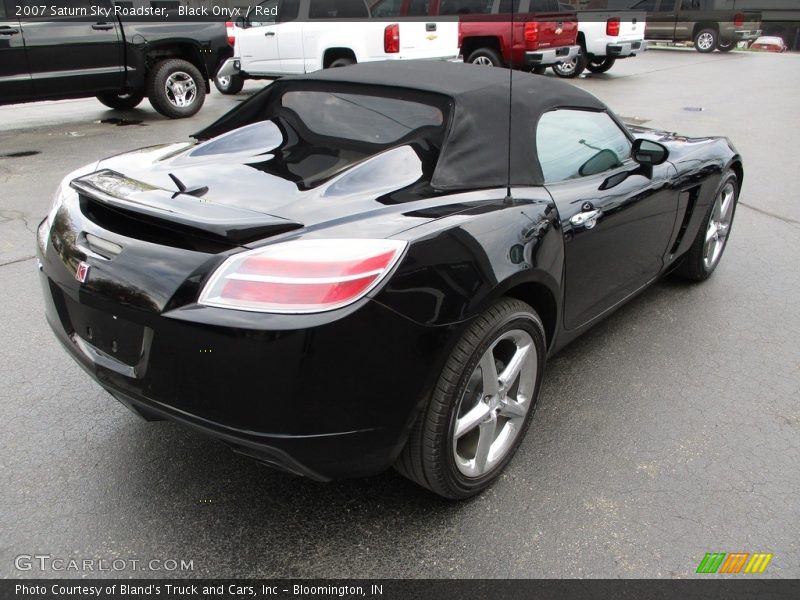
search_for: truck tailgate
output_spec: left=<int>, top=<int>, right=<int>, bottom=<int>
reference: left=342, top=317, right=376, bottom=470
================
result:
left=398, top=20, right=459, bottom=60
left=535, top=12, right=578, bottom=48
left=616, top=11, right=647, bottom=41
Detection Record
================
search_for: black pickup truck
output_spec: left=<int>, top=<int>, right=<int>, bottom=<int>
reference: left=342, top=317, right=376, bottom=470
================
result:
left=0, top=0, right=232, bottom=118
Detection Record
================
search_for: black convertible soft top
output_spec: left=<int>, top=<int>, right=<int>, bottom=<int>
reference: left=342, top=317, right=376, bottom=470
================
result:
left=194, top=61, right=608, bottom=190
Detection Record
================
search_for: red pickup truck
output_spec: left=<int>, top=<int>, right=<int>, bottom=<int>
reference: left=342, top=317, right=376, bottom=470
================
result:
left=369, top=0, right=580, bottom=72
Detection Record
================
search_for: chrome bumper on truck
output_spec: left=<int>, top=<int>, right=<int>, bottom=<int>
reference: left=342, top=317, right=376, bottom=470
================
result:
left=524, top=45, right=580, bottom=67
left=216, top=57, right=241, bottom=78
left=607, top=39, right=646, bottom=58
left=734, top=29, right=761, bottom=41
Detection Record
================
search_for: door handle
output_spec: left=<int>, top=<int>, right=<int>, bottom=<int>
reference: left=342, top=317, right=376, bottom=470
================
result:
left=92, top=22, right=114, bottom=30
left=426, top=23, right=437, bottom=32
left=0, top=26, right=19, bottom=36
left=265, top=31, right=275, bottom=36
left=570, top=209, right=602, bottom=229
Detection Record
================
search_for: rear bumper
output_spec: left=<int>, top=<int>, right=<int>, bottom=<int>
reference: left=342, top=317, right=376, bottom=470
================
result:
left=733, top=29, right=761, bottom=41
left=37, top=235, right=456, bottom=480
left=524, top=45, right=580, bottom=67
left=216, top=57, right=241, bottom=78
left=606, top=39, right=646, bottom=58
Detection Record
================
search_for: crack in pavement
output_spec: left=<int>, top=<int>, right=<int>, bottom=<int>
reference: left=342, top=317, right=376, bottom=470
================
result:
left=0, top=255, right=35, bottom=268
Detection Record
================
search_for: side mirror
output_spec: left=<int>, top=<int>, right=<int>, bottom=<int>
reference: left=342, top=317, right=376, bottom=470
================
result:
left=632, top=139, right=669, bottom=166
left=234, top=16, right=248, bottom=28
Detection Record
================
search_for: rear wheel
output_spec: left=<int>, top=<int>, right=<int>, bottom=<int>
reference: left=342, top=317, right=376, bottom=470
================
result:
left=552, top=50, right=587, bottom=78
left=146, top=58, right=206, bottom=119
left=675, top=170, right=738, bottom=281
left=585, top=56, right=616, bottom=74
left=214, top=73, right=244, bottom=95
left=716, top=39, right=736, bottom=52
left=328, top=57, right=356, bottom=68
left=395, top=298, right=546, bottom=499
left=694, top=28, right=718, bottom=53
left=466, top=48, right=503, bottom=68
left=96, top=91, right=144, bottom=110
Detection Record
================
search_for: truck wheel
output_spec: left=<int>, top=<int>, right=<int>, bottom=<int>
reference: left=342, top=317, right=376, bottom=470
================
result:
left=585, top=57, right=616, bottom=74
left=531, top=66, right=547, bottom=75
left=96, top=91, right=145, bottom=110
left=466, top=48, right=503, bottom=68
left=329, top=57, right=355, bottom=68
left=214, top=73, right=244, bottom=95
left=146, top=59, right=206, bottom=119
left=716, top=39, right=736, bottom=52
left=693, top=28, right=718, bottom=53
left=552, top=51, right=587, bottom=78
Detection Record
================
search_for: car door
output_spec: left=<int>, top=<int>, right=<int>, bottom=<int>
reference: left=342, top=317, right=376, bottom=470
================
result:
left=239, top=0, right=283, bottom=75
left=19, top=0, right=122, bottom=98
left=539, top=109, right=679, bottom=330
left=0, top=0, right=32, bottom=102
left=647, top=0, right=678, bottom=40
left=275, top=0, right=305, bottom=73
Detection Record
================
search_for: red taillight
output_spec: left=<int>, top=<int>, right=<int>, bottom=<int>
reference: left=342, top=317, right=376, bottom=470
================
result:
left=225, top=21, right=235, bottom=47
left=606, top=17, right=620, bottom=37
left=734, top=13, right=744, bottom=28
left=384, top=23, right=400, bottom=54
left=199, top=239, right=407, bottom=313
left=524, top=22, right=539, bottom=45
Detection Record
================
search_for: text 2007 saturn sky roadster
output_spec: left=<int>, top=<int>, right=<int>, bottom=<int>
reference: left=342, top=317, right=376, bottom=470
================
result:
left=37, top=61, right=742, bottom=498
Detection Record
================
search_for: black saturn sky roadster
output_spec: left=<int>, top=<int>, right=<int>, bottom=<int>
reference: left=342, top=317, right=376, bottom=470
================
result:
left=37, top=61, right=742, bottom=498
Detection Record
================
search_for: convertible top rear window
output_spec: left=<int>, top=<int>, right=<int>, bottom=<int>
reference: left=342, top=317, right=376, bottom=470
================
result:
left=281, top=91, right=444, bottom=146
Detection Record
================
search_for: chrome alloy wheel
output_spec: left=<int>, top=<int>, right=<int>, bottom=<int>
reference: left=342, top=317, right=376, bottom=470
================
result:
left=554, top=57, right=578, bottom=76
left=472, top=56, right=494, bottom=66
left=697, top=32, right=715, bottom=51
left=452, top=329, right=537, bottom=478
left=216, top=75, right=231, bottom=88
left=703, top=181, right=736, bottom=270
left=164, top=71, right=197, bottom=108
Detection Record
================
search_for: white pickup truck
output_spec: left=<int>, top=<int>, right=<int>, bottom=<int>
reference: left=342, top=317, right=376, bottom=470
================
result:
left=549, top=7, right=647, bottom=78
left=214, top=0, right=459, bottom=94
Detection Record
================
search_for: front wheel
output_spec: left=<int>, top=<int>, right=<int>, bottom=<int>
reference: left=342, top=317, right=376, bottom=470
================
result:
left=214, top=73, right=244, bottom=95
left=585, top=56, right=616, bottom=74
left=694, top=28, right=718, bottom=53
left=552, top=50, right=587, bottom=78
left=95, top=91, right=144, bottom=110
left=674, top=170, right=738, bottom=281
left=395, top=298, right=546, bottom=499
left=146, top=58, right=206, bottom=119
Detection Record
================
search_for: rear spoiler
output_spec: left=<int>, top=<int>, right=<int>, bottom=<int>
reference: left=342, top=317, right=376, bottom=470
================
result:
left=71, top=170, right=302, bottom=244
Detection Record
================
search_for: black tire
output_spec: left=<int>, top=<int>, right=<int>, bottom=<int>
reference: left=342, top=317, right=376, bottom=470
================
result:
left=674, top=170, right=739, bottom=282
left=531, top=66, right=547, bottom=75
left=716, top=39, right=736, bottom=52
left=146, top=58, right=206, bottom=119
left=328, top=57, right=355, bottom=68
left=552, top=50, right=587, bottom=78
left=466, top=47, right=504, bottom=68
left=585, top=56, right=616, bottom=74
left=214, top=72, right=244, bottom=95
left=694, top=28, right=718, bottom=53
left=95, top=91, right=145, bottom=110
left=395, top=298, right=547, bottom=499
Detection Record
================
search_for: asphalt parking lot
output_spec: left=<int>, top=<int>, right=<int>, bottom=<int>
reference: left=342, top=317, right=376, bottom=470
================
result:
left=1, top=48, right=798, bottom=578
